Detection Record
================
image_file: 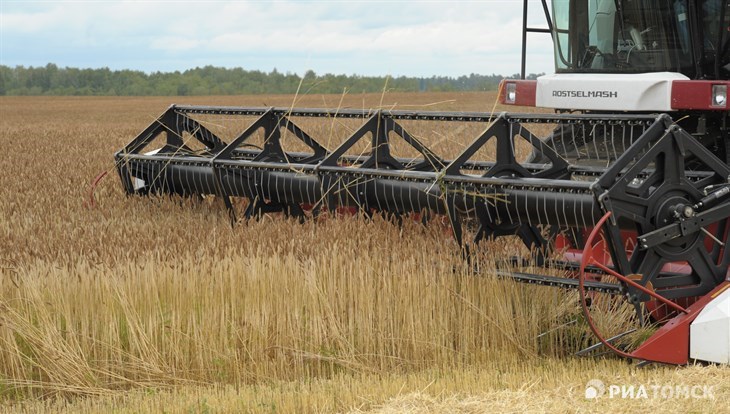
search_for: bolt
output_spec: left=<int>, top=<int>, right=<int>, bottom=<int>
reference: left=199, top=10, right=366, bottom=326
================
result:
left=683, top=205, right=694, bottom=218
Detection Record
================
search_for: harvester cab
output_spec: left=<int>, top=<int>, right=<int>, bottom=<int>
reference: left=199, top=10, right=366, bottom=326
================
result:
left=505, top=0, right=729, bottom=163
left=116, top=0, right=730, bottom=365
left=550, top=0, right=729, bottom=79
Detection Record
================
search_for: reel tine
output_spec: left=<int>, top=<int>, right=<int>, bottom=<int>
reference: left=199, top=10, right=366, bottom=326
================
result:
left=575, top=328, right=638, bottom=357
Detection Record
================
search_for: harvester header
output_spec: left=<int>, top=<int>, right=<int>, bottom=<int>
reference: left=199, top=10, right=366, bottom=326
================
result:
left=115, top=0, right=730, bottom=365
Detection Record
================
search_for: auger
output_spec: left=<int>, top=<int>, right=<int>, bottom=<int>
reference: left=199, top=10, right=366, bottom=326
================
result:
left=116, top=0, right=730, bottom=365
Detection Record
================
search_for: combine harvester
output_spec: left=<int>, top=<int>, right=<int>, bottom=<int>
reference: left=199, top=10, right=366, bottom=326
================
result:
left=116, top=0, right=730, bottom=365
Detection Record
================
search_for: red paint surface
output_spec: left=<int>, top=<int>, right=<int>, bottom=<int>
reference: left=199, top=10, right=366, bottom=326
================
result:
left=671, top=80, right=730, bottom=110
left=499, top=80, right=537, bottom=107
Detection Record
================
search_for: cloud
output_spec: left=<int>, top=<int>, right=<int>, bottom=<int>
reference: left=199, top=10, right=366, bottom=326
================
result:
left=0, top=0, right=556, bottom=76
left=1, top=10, right=59, bottom=33
left=150, top=36, right=203, bottom=52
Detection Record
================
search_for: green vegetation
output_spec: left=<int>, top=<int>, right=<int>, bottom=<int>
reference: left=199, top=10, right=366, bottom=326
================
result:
left=0, top=64, right=543, bottom=96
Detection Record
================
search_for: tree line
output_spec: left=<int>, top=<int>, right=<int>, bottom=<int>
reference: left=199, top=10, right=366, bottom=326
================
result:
left=0, top=64, right=543, bottom=96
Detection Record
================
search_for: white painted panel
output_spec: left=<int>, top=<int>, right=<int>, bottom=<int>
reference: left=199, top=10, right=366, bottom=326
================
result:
left=690, top=287, right=730, bottom=364
left=535, top=72, right=689, bottom=112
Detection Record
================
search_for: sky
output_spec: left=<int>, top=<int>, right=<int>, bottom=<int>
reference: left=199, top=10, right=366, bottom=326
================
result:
left=0, top=0, right=556, bottom=77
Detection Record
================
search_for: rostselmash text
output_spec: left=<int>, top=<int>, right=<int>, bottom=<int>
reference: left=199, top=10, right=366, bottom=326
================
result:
left=551, top=90, right=619, bottom=98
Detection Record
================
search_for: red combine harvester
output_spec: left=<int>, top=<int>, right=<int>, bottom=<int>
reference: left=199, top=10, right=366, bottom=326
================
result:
left=116, top=0, right=730, bottom=365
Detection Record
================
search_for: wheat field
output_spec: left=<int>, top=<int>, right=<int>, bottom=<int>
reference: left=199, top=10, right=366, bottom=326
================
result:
left=0, top=93, right=728, bottom=413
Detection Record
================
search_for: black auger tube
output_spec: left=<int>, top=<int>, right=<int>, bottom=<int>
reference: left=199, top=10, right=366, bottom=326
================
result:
left=217, top=166, right=322, bottom=206
left=449, top=185, right=600, bottom=228
left=125, top=155, right=601, bottom=229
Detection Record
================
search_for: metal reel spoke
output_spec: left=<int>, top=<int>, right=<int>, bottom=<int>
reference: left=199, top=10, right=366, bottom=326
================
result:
left=578, top=212, right=691, bottom=361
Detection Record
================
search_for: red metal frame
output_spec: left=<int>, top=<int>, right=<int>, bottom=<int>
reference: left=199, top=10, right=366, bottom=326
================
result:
left=671, top=80, right=730, bottom=111
left=499, top=80, right=537, bottom=106
left=578, top=211, right=729, bottom=365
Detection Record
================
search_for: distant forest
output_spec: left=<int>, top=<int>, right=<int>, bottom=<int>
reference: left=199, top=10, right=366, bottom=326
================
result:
left=0, top=64, right=544, bottom=96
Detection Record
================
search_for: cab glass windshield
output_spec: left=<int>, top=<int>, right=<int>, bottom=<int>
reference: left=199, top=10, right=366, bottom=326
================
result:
left=551, top=0, right=698, bottom=73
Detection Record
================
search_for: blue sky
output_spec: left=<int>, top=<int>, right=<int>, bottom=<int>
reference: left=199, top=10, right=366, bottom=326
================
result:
left=0, top=0, right=555, bottom=77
